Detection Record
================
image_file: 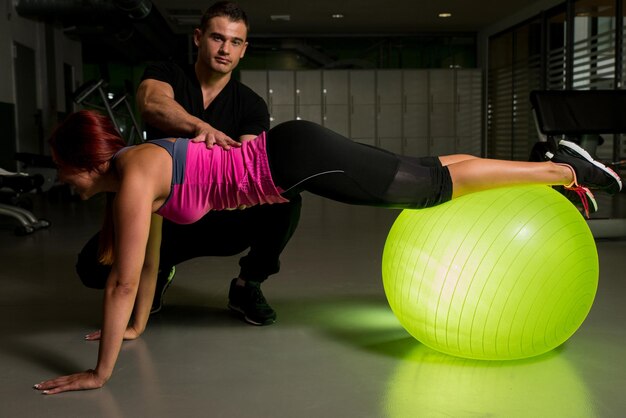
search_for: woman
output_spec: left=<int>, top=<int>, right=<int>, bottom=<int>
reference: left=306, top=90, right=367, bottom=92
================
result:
left=34, top=110, right=620, bottom=394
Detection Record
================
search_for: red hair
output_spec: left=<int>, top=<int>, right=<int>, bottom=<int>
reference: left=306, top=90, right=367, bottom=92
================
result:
left=49, top=110, right=126, bottom=173
left=49, top=110, right=126, bottom=265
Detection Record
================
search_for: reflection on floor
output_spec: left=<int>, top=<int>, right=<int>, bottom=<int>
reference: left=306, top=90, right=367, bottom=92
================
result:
left=0, top=192, right=624, bottom=417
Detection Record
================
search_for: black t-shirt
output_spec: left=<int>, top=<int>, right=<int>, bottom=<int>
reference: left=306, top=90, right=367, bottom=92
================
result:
left=141, top=62, right=269, bottom=140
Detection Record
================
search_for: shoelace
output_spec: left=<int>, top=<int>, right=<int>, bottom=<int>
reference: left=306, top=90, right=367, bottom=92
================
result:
left=564, top=185, right=596, bottom=218
left=251, top=288, right=269, bottom=306
left=242, top=283, right=269, bottom=306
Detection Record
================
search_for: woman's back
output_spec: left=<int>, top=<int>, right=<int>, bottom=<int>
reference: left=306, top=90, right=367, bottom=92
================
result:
left=149, top=133, right=288, bottom=224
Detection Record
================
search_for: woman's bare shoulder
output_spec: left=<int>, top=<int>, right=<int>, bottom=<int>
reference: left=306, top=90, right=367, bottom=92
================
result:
left=117, top=141, right=172, bottom=164
left=114, top=142, right=173, bottom=189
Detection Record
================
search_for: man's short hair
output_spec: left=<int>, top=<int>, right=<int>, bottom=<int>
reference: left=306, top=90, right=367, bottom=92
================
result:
left=199, top=1, right=250, bottom=33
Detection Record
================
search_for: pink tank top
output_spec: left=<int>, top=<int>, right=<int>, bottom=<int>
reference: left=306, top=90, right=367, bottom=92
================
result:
left=154, top=133, right=289, bottom=224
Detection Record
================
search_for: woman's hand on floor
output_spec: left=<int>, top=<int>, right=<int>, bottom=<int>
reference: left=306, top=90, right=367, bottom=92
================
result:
left=84, top=326, right=141, bottom=341
left=33, top=369, right=106, bottom=395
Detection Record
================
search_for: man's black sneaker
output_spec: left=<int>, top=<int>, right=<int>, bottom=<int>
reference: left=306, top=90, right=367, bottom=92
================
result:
left=228, top=279, right=276, bottom=326
left=150, top=266, right=176, bottom=314
left=546, top=140, right=622, bottom=194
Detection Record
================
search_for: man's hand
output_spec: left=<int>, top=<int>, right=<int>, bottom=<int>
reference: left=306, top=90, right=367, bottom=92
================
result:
left=191, top=123, right=241, bottom=150
left=33, top=369, right=106, bottom=395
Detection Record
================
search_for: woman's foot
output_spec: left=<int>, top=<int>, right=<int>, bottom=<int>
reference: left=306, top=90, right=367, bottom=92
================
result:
left=546, top=140, right=622, bottom=194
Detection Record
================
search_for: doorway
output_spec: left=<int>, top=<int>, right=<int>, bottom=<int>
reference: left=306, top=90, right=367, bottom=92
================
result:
left=13, top=42, right=40, bottom=158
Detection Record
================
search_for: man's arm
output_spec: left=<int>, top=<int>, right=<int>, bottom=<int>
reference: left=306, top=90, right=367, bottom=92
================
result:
left=137, top=79, right=241, bottom=149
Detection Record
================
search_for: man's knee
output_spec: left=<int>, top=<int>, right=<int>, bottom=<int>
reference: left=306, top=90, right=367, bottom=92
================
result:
left=76, top=232, right=110, bottom=289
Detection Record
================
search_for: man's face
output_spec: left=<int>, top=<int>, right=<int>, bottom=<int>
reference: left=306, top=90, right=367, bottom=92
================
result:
left=194, top=16, right=248, bottom=74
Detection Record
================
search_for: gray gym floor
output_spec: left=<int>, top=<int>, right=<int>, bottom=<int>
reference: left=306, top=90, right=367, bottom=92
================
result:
left=1, top=191, right=625, bottom=417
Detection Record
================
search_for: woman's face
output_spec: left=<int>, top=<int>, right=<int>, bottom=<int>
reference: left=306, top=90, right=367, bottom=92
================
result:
left=57, top=166, right=100, bottom=199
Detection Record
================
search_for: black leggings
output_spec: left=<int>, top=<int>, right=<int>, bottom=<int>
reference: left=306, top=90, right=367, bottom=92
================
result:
left=266, top=120, right=453, bottom=209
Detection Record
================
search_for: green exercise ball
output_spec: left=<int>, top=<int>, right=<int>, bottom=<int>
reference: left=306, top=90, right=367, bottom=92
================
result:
left=382, top=185, right=598, bottom=360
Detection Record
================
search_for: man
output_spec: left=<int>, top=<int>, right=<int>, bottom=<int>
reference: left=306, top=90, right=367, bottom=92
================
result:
left=76, top=1, right=301, bottom=326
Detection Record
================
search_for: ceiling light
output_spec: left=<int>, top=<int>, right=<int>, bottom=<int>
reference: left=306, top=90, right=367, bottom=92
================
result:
left=332, top=13, right=344, bottom=19
left=270, top=15, right=291, bottom=21
left=438, top=12, right=452, bottom=18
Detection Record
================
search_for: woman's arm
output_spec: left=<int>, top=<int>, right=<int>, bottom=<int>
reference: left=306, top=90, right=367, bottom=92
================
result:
left=34, top=170, right=157, bottom=394
left=129, top=214, right=162, bottom=336
left=84, top=214, right=163, bottom=341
